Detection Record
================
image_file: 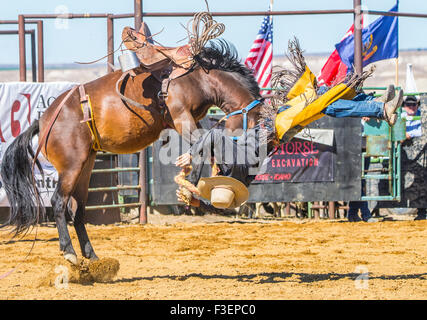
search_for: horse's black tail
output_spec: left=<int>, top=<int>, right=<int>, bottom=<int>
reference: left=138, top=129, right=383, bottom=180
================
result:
left=0, top=120, right=45, bottom=237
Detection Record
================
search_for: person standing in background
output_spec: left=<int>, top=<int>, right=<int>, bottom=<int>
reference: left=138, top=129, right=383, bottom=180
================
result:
left=402, top=96, right=422, bottom=140
left=401, top=96, right=426, bottom=220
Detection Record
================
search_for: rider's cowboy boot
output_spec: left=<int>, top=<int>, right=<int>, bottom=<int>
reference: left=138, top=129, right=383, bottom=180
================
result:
left=383, top=89, right=403, bottom=126
left=376, top=84, right=395, bottom=103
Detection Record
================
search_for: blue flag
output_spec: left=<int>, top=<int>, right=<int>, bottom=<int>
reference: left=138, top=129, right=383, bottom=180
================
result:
left=335, top=4, right=398, bottom=70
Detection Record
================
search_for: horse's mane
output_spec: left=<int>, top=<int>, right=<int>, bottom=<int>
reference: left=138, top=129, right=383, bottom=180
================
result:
left=194, top=39, right=262, bottom=99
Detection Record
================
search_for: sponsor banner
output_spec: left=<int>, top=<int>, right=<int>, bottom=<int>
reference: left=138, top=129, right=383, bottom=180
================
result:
left=0, top=82, right=77, bottom=206
left=253, top=129, right=335, bottom=183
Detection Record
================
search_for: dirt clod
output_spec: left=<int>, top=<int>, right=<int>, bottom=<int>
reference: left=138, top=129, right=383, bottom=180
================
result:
left=37, top=257, right=120, bottom=287
left=88, top=258, right=120, bottom=283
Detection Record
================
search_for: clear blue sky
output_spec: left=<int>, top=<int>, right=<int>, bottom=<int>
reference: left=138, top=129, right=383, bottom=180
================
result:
left=1, top=0, right=426, bottom=65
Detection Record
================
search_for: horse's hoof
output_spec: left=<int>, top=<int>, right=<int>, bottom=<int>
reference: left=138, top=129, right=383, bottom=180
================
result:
left=64, top=253, right=78, bottom=266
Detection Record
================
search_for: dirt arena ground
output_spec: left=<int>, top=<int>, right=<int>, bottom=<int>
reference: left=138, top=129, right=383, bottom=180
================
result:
left=0, top=216, right=425, bottom=300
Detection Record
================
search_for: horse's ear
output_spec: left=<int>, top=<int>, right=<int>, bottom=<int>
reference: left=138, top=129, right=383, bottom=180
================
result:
left=139, top=22, right=153, bottom=44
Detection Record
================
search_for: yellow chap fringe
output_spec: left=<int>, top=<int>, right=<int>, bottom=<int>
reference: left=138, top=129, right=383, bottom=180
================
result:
left=275, top=80, right=357, bottom=140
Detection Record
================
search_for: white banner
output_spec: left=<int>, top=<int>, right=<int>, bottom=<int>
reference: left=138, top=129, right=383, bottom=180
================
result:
left=0, top=82, right=77, bottom=206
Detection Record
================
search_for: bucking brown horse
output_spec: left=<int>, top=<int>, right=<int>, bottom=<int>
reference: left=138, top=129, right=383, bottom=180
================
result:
left=0, top=40, right=264, bottom=265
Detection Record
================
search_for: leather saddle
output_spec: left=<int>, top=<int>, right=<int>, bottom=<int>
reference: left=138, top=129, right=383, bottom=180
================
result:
left=121, top=23, right=194, bottom=72
left=118, top=22, right=196, bottom=115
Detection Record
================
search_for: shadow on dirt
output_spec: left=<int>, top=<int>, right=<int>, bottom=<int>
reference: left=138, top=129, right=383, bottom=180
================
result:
left=0, top=237, right=59, bottom=244
left=115, top=271, right=427, bottom=284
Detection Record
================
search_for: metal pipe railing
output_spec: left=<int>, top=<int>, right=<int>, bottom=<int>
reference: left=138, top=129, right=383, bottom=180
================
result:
left=22, top=13, right=110, bottom=19
left=85, top=202, right=142, bottom=211
left=0, top=29, right=37, bottom=81
left=0, top=29, right=33, bottom=34
left=0, top=19, right=44, bottom=81
left=88, top=185, right=141, bottom=192
left=21, top=9, right=427, bottom=20
left=91, top=167, right=140, bottom=173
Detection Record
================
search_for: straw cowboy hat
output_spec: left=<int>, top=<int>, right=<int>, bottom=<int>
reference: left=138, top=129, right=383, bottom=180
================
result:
left=197, top=176, right=249, bottom=209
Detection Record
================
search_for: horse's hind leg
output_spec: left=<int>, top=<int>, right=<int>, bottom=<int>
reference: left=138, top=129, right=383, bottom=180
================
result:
left=51, top=180, right=78, bottom=265
left=71, top=152, right=98, bottom=260
left=51, top=155, right=94, bottom=265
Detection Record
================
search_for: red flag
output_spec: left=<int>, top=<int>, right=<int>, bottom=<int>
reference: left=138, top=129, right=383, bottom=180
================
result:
left=317, top=17, right=363, bottom=86
left=245, top=14, right=273, bottom=94
left=317, top=49, right=349, bottom=87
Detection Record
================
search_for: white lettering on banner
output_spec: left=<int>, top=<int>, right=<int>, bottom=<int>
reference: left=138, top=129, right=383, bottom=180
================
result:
left=0, top=82, right=77, bottom=207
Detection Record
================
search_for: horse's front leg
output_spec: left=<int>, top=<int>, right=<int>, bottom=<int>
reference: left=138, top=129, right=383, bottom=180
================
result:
left=169, top=110, right=201, bottom=146
left=169, top=109, right=213, bottom=190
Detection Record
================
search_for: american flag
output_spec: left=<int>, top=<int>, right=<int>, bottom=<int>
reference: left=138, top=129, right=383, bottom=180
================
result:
left=245, top=14, right=273, bottom=95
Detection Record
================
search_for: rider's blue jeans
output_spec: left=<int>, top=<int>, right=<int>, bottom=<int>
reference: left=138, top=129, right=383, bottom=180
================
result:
left=322, top=93, right=385, bottom=119
left=278, top=91, right=385, bottom=119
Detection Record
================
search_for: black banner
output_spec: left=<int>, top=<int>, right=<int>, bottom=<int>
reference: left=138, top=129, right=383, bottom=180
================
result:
left=253, top=136, right=335, bottom=183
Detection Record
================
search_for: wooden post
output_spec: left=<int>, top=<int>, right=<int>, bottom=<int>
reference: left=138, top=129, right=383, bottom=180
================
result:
left=37, top=20, right=44, bottom=82
left=314, top=202, right=320, bottom=219
left=18, top=15, right=26, bottom=81
left=284, top=203, right=290, bottom=216
left=328, top=201, right=335, bottom=219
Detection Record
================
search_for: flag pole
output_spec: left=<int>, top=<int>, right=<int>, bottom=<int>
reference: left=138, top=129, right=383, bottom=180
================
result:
left=269, top=0, right=273, bottom=22
left=395, top=57, right=399, bottom=87
left=353, top=0, right=363, bottom=75
left=395, top=0, right=399, bottom=87
left=270, top=0, right=273, bottom=64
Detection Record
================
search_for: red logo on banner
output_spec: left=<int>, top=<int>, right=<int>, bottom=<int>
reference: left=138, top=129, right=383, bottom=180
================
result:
left=6, top=93, right=32, bottom=139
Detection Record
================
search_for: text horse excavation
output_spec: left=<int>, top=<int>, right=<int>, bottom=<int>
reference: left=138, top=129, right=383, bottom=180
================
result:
left=253, top=134, right=335, bottom=183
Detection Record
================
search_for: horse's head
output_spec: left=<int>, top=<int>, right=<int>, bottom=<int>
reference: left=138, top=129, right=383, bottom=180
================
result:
left=191, top=40, right=264, bottom=134
left=136, top=39, right=278, bottom=147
